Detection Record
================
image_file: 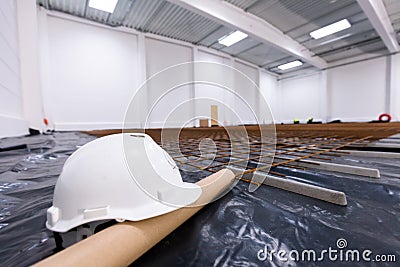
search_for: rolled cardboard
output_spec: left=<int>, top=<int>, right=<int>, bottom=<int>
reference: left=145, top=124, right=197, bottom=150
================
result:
left=34, top=169, right=235, bottom=267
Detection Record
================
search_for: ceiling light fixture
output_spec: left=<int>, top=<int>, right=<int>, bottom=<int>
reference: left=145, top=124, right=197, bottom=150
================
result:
left=277, top=60, right=303, bottom=70
left=88, top=0, right=118, bottom=13
left=310, top=19, right=351, bottom=39
left=218, top=31, right=248, bottom=47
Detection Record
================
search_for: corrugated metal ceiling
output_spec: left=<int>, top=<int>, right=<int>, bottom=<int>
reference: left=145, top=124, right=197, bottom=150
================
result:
left=38, top=0, right=235, bottom=52
left=225, top=0, right=390, bottom=63
left=37, top=0, right=398, bottom=74
left=226, top=0, right=355, bottom=33
left=384, top=0, right=400, bottom=32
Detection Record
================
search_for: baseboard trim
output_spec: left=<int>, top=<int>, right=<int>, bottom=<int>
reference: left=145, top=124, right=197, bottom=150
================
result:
left=54, top=122, right=144, bottom=131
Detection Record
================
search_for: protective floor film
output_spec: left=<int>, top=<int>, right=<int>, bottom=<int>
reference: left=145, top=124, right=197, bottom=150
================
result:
left=0, top=132, right=399, bottom=266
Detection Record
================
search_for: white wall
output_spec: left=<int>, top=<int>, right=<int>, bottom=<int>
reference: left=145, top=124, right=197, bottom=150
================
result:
left=259, top=70, right=278, bottom=124
left=35, top=8, right=400, bottom=132
left=327, top=57, right=387, bottom=122
left=145, top=38, right=193, bottom=128
left=0, top=0, right=28, bottom=138
left=2, top=4, right=397, bottom=137
left=234, top=61, right=260, bottom=124
left=278, top=72, right=325, bottom=123
left=192, top=52, right=272, bottom=126
left=37, top=10, right=273, bottom=130
left=41, top=14, right=139, bottom=130
left=276, top=56, right=395, bottom=123
left=194, top=50, right=233, bottom=126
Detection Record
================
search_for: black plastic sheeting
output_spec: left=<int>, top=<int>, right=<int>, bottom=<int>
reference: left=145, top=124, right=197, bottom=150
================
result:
left=0, top=132, right=96, bottom=266
left=0, top=132, right=399, bottom=266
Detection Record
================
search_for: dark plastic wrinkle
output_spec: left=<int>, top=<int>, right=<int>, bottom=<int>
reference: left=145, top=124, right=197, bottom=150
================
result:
left=0, top=132, right=399, bottom=267
left=0, top=132, right=96, bottom=266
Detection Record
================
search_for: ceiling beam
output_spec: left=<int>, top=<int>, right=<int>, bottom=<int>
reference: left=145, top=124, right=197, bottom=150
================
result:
left=357, top=0, right=400, bottom=53
left=167, top=0, right=327, bottom=69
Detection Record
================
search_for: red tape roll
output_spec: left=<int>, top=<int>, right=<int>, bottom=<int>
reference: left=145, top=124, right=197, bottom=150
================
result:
left=378, top=113, right=391, bottom=122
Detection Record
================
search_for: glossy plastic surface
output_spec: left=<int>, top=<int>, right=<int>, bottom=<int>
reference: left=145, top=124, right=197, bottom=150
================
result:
left=0, top=132, right=399, bottom=266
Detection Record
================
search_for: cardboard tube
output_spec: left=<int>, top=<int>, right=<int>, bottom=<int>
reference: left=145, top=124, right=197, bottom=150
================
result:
left=34, top=169, right=235, bottom=267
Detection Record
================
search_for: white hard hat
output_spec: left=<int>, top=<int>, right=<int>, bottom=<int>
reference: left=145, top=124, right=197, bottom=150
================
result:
left=46, top=133, right=201, bottom=233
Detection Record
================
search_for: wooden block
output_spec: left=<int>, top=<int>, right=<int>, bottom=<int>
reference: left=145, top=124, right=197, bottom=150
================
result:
left=211, top=105, right=218, bottom=126
left=199, top=119, right=209, bottom=127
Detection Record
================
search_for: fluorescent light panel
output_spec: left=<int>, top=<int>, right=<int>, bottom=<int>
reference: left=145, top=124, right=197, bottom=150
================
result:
left=218, top=31, right=248, bottom=47
left=277, top=60, right=303, bottom=70
left=89, top=0, right=118, bottom=13
left=310, top=19, right=351, bottom=39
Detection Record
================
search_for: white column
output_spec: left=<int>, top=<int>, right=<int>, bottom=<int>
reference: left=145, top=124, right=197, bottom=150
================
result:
left=138, top=33, right=148, bottom=128
left=37, top=8, right=54, bottom=130
left=319, top=70, right=329, bottom=122
left=16, top=0, right=45, bottom=130
left=390, top=54, right=400, bottom=121
left=254, top=69, right=260, bottom=123
left=191, top=47, right=199, bottom=127
left=276, top=78, right=283, bottom=123
left=325, top=70, right=333, bottom=122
